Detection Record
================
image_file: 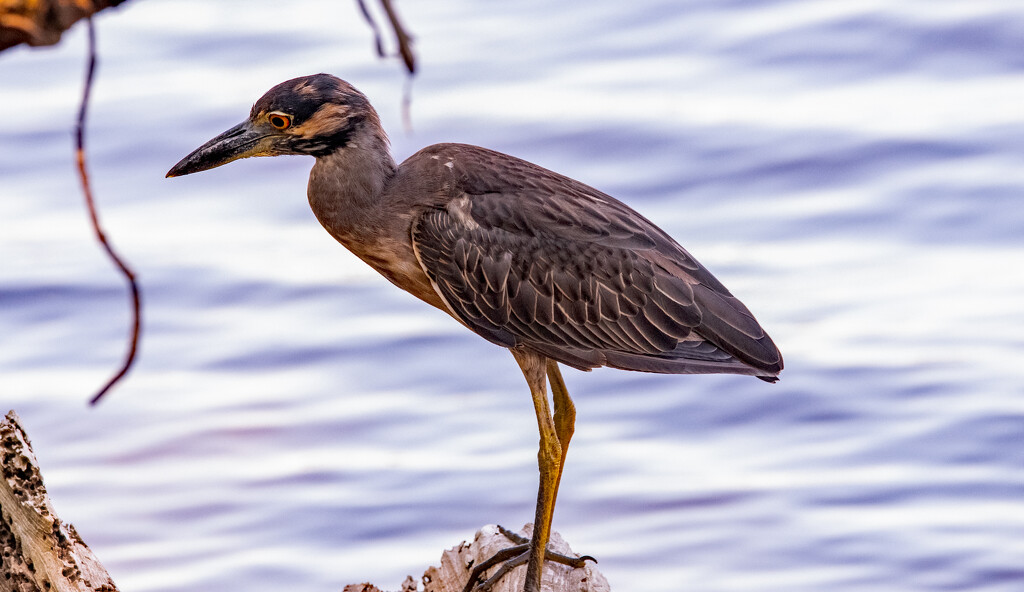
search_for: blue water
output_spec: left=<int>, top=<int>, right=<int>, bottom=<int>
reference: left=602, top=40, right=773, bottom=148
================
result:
left=2, top=1, right=1023, bottom=591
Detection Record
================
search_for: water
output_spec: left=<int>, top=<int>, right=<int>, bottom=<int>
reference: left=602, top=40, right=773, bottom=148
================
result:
left=2, top=1, right=1023, bottom=590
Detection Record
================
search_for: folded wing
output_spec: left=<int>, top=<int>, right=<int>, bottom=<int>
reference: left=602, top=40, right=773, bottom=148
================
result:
left=409, top=145, right=783, bottom=380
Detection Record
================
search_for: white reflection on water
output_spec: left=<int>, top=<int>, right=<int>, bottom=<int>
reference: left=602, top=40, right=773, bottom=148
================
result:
left=2, top=1, right=1023, bottom=591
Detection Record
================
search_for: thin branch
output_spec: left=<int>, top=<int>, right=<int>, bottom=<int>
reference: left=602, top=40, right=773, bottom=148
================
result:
left=74, top=18, right=142, bottom=406
left=353, top=0, right=416, bottom=74
left=355, top=0, right=386, bottom=58
left=353, top=0, right=417, bottom=131
left=379, top=0, right=416, bottom=75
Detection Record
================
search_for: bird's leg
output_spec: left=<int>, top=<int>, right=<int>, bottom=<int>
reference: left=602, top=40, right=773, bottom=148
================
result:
left=462, top=350, right=559, bottom=592
left=546, top=360, right=576, bottom=514
left=463, top=352, right=586, bottom=592
left=518, top=350, right=562, bottom=592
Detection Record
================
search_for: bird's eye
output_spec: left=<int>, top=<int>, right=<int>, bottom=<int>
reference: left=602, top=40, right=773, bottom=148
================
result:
left=269, top=113, right=292, bottom=130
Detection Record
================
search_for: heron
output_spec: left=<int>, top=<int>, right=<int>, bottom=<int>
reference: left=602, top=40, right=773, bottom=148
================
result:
left=167, top=74, right=783, bottom=592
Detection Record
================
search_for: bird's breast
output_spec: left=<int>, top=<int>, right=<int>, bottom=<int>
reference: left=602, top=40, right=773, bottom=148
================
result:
left=346, top=234, right=449, bottom=312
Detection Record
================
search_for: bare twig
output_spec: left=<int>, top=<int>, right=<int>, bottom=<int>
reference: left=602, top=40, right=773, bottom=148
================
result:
left=354, top=0, right=386, bottom=58
left=354, top=0, right=413, bottom=73
left=379, top=0, right=415, bottom=75
left=74, top=18, right=142, bottom=406
left=353, top=0, right=415, bottom=74
left=353, top=0, right=417, bottom=131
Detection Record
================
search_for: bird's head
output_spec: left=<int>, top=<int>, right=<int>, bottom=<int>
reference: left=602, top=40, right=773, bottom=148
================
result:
left=167, top=74, right=381, bottom=177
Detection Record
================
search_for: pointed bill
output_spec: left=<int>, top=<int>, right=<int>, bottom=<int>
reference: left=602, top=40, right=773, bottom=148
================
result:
left=166, top=120, right=273, bottom=177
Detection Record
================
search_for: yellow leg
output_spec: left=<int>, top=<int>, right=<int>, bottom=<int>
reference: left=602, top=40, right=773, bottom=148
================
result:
left=511, top=349, right=562, bottom=592
left=546, top=360, right=576, bottom=527
left=462, top=354, right=585, bottom=592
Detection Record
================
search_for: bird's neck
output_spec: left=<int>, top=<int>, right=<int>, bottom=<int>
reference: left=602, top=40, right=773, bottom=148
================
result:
left=307, top=125, right=398, bottom=243
left=305, top=126, right=446, bottom=311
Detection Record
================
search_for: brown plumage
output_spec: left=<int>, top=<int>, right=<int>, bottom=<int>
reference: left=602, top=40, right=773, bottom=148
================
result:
left=406, top=144, right=781, bottom=379
left=168, top=73, right=782, bottom=592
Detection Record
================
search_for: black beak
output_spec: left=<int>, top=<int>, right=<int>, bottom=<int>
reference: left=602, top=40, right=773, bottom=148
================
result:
left=166, top=120, right=271, bottom=177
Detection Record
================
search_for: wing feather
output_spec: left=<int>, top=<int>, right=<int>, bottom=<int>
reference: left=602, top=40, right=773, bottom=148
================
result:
left=406, top=144, right=783, bottom=379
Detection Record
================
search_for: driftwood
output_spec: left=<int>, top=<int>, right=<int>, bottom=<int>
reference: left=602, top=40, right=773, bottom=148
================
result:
left=0, top=411, right=117, bottom=592
left=2, top=410, right=607, bottom=592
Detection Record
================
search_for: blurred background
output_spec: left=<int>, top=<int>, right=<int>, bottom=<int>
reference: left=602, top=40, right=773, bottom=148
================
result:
left=2, top=1, right=1023, bottom=590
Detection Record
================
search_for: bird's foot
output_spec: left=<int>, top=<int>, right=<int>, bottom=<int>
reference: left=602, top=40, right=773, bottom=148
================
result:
left=460, top=525, right=596, bottom=592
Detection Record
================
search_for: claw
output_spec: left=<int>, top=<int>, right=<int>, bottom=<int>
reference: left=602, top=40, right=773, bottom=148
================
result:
left=461, top=527, right=595, bottom=592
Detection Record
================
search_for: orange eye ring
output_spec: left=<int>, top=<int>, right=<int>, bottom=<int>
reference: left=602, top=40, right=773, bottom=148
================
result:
left=269, top=113, right=292, bottom=130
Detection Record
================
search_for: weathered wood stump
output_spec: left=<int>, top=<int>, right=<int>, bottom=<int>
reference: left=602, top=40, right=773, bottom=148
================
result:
left=1, top=410, right=117, bottom=592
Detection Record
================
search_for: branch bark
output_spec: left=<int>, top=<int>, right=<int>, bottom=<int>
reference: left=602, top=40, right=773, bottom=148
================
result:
left=0, top=0, right=128, bottom=52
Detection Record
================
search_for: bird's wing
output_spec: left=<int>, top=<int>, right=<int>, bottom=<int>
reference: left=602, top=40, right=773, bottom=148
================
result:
left=408, top=145, right=782, bottom=378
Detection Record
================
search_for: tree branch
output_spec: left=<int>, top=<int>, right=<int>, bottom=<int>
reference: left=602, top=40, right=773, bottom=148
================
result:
left=73, top=19, right=143, bottom=406
left=0, top=0, right=129, bottom=52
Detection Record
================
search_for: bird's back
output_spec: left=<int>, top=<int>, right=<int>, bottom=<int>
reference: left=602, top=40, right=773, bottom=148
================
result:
left=396, top=143, right=783, bottom=381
